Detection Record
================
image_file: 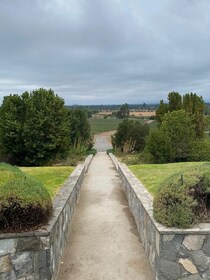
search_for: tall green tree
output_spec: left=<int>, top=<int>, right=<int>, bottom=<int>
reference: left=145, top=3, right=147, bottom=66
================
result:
left=116, top=103, right=130, bottom=119
left=168, top=91, right=182, bottom=112
left=68, top=109, right=93, bottom=150
left=112, top=119, right=149, bottom=153
left=0, top=94, right=26, bottom=163
left=156, top=92, right=205, bottom=138
left=156, top=100, right=169, bottom=123
left=183, top=93, right=205, bottom=138
left=146, top=110, right=196, bottom=163
left=0, top=88, right=70, bottom=165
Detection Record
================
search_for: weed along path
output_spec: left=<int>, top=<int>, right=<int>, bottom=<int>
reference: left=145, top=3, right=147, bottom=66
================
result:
left=57, top=152, right=154, bottom=280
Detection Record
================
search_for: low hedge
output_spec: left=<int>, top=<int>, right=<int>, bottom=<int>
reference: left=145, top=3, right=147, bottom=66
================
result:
left=153, top=163, right=210, bottom=228
left=0, top=163, right=52, bottom=231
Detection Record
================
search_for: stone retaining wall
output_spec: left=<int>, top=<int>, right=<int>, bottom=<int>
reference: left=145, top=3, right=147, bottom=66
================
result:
left=0, top=155, right=93, bottom=280
left=109, top=153, right=210, bottom=280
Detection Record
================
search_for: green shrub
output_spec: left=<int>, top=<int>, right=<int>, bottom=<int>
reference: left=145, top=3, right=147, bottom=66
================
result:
left=112, top=119, right=149, bottom=153
left=88, top=149, right=97, bottom=156
left=0, top=163, right=52, bottom=231
left=154, top=188, right=195, bottom=228
left=188, top=140, right=210, bottom=161
left=153, top=164, right=210, bottom=228
left=107, top=149, right=115, bottom=155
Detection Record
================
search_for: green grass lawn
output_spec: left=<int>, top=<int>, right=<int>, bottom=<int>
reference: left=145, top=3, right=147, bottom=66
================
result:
left=89, top=118, right=123, bottom=134
left=89, top=118, right=158, bottom=134
left=129, top=162, right=205, bottom=196
left=21, top=166, right=74, bottom=198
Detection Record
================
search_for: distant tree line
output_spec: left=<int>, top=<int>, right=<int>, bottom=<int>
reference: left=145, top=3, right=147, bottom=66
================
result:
left=0, top=88, right=93, bottom=166
left=67, top=103, right=158, bottom=111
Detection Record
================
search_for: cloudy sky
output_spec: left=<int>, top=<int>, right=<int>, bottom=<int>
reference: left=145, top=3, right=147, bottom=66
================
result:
left=0, top=0, right=210, bottom=105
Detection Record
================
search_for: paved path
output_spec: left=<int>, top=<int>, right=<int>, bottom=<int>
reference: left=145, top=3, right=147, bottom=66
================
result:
left=93, top=131, right=114, bottom=152
left=57, top=153, right=154, bottom=280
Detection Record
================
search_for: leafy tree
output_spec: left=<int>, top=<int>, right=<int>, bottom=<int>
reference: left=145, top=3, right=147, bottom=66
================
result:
left=0, top=88, right=70, bottom=166
left=205, top=104, right=210, bottom=115
left=156, top=92, right=205, bottom=138
left=146, top=110, right=196, bottom=163
left=183, top=93, right=205, bottom=138
left=156, top=100, right=168, bottom=123
left=116, top=103, right=130, bottom=119
left=112, top=119, right=149, bottom=153
left=68, top=109, right=93, bottom=150
left=0, top=94, right=26, bottom=163
left=168, top=91, right=182, bottom=111
left=145, top=129, right=169, bottom=163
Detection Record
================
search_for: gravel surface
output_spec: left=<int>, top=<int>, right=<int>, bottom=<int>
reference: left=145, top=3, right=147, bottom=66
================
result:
left=93, top=131, right=115, bottom=152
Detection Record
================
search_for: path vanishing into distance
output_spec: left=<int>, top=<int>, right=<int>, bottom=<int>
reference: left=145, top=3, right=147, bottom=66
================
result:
left=57, top=134, right=154, bottom=280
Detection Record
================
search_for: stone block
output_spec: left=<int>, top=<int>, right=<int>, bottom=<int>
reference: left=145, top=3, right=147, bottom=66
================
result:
left=191, top=250, right=210, bottom=272
left=40, top=237, right=50, bottom=250
left=17, top=237, right=41, bottom=251
left=39, top=267, right=52, bottom=280
left=202, top=237, right=210, bottom=257
left=178, top=258, right=198, bottom=274
left=160, top=241, right=178, bottom=261
left=0, top=239, right=17, bottom=256
left=172, top=235, right=184, bottom=251
left=0, top=255, right=12, bottom=273
left=0, top=270, right=16, bottom=280
left=163, top=234, right=175, bottom=242
left=160, top=259, right=182, bottom=279
left=11, top=252, right=33, bottom=278
left=183, top=235, right=205, bottom=251
left=178, top=245, right=191, bottom=259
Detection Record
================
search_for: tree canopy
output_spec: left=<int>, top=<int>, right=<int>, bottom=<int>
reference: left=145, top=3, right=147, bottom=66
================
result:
left=156, top=92, right=205, bottom=138
left=0, top=88, right=92, bottom=166
left=112, top=119, right=149, bottom=153
left=146, top=110, right=196, bottom=163
left=116, top=103, right=130, bottom=119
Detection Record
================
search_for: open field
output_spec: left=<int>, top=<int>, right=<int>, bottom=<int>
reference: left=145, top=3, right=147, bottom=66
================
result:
left=130, top=111, right=156, bottom=117
left=89, top=118, right=123, bottom=134
left=21, top=166, right=74, bottom=198
left=89, top=118, right=157, bottom=134
left=97, top=110, right=156, bottom=117
left=129, top=162, right=205, bottom=196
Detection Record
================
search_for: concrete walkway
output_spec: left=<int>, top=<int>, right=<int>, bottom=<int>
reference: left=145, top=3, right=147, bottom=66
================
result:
left=57, top=153, right=154, bottom=280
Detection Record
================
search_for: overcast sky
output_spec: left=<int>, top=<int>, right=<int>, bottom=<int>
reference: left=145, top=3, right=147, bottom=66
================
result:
left=0, top=0, right=210, bottom=105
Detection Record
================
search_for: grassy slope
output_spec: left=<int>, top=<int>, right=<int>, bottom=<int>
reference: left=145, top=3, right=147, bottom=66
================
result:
left=89, top=118, right=122, bottom=134
left=129, top=162, right=205, bottom=196
left=89, top=118, right=158, bottom=134
left=21, top=166, right=74, bottom=198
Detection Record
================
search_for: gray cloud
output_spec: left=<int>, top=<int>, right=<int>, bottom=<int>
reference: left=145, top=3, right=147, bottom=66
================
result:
left=0, top=0, right=210, bottom=104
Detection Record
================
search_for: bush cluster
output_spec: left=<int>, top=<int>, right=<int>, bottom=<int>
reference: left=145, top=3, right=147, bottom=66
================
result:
left=112, top=119, right=149, bottom=153
left=153, top=163, right=210, bottom=228
left=0, top=163, right=52, bottom=231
